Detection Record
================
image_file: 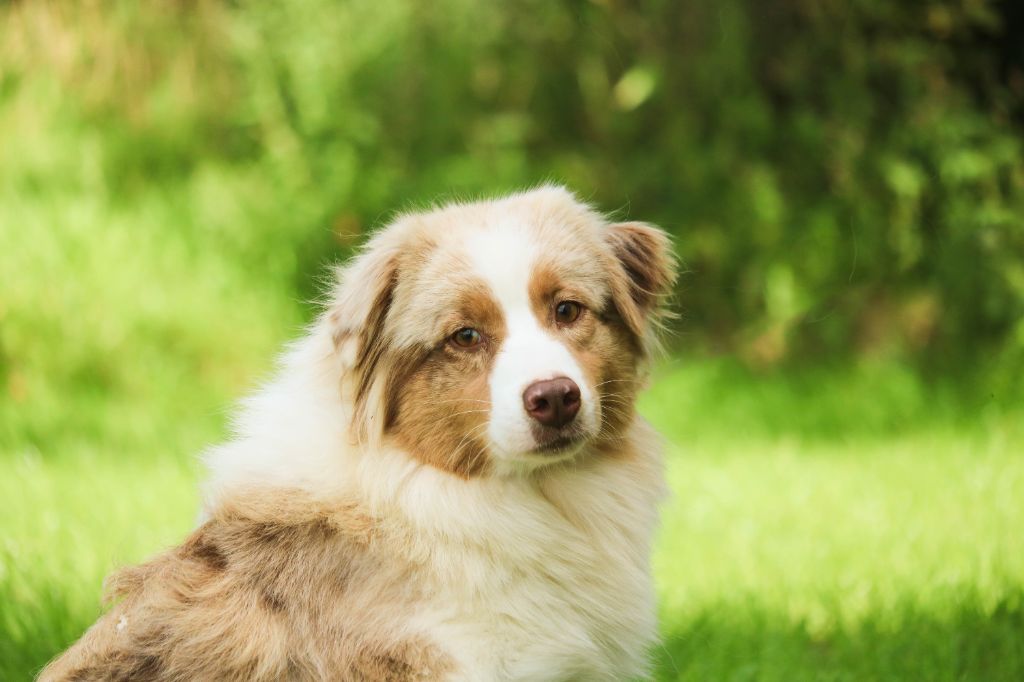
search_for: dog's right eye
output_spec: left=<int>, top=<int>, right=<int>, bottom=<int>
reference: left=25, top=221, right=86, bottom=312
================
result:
left=450, top=328, right=483, bottom=349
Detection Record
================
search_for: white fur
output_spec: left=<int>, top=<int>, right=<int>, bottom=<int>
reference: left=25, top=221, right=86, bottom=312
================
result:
left=463, top=223, right=598, bottom=469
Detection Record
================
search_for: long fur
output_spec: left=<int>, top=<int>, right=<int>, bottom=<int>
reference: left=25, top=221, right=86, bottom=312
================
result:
left=41, top=186, right=677, bottom=681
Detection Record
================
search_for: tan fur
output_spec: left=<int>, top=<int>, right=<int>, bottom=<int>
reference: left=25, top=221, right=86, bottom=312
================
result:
left=40, top=490, right=452, bottom=681
left=603, top=221, right=678, bottom=352
left=389, top=276, right=506, bottom=477
left=42, top=187, right=677, bottom=681
left=393, top=354, right=495, bottom=478
left=527, top=259, right=645, bottom=446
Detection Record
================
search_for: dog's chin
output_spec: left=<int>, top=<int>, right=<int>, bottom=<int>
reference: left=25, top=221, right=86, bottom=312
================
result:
left=531, top=432, right=585, bottom=455
left=506, top=427, right=591, bottom=467
left=485, top=416, right=600, bottom=472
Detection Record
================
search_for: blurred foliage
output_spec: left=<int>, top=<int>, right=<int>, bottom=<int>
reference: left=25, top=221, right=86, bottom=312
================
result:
left=1, top=0, right=1023, bottom=384
left=2, top=6, right=1023, bottom=677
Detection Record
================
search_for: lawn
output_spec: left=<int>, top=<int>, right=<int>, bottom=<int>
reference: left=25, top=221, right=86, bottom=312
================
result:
left=2, top=360, right=1022, bottom=680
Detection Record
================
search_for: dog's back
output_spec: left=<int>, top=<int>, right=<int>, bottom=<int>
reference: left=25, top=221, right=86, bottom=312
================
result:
left=40, top=491, right=452, bottom=681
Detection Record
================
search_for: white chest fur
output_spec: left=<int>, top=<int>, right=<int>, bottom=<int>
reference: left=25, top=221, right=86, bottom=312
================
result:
left=372, top=434, right=665, bottom=682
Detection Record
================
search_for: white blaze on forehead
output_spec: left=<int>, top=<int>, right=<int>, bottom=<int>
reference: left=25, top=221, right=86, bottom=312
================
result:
left=463, top=220, right=538, bottom=313
left=464, top=221, right=597, bottom=461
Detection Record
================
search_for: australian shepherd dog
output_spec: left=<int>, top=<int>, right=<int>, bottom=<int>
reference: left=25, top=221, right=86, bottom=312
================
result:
left=41, top=186, right=677, bottom=681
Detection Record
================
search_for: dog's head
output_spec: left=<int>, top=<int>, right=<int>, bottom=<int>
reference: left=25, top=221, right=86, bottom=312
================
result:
left=328, top=186, right=676, bottom=476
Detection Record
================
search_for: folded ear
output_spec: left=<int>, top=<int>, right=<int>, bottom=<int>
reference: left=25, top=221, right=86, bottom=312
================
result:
left=605, top=221, right=678, bottom=352
left=327, top=239, right=401, bottom=445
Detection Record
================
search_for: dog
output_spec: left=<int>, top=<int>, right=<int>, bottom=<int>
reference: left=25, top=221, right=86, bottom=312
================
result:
left=40, top=186, right=677, bottom=681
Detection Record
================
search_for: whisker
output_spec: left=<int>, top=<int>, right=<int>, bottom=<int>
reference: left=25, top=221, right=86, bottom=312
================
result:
left=593, top=378, right=639, bottom=388
left=448, top=421, right=491, bottom=469
left=444, top=409, right=492, bottom=419
left=460, top=439, right=491, bottom=474
left=599, top=406, right=633, bottom=420
left=599, top=394, right=635, bottom=405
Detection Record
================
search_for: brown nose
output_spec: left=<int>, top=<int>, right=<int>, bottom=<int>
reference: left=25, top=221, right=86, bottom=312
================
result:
left=523, top=377, right=581, bottom=428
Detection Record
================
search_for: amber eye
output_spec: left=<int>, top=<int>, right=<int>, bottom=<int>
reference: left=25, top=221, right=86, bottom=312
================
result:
left=554, top=300, right=582, bottom=325
left=451, top=327, right=483, bottom=348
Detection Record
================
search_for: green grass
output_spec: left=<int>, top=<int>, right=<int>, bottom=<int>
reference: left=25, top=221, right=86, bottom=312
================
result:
left=2, top=361, right=1022, bottom=680
left=644, top=362, right=1024, bottom=680
left=0, top=457, right=198, bottom=676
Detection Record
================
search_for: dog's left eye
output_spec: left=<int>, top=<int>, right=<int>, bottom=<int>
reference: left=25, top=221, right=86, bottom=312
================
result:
left=554, top=300, right=583, bottom=325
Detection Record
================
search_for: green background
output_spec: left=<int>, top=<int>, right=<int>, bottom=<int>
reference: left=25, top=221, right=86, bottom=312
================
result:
left=2, top=1, right=1022, bottom=679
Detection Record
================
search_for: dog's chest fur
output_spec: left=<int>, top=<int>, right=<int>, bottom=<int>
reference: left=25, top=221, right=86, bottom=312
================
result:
left=200, top=338, right=666, bottom=680
left=376, top=433, right=664, bottom=681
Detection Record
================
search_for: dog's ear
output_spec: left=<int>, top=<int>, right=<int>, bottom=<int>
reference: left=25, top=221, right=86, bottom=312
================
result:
left=327, top=238, right=403, bottom=445
left=605, top=221, right=678, bottom=353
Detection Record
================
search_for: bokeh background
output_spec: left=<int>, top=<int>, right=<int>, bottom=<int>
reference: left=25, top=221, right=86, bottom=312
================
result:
left=2, top=1, right=1023, bottom=679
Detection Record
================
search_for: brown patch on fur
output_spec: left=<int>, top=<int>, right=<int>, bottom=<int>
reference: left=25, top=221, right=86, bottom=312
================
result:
left=575, top=330, right=641, bottom=446
left=39, top=489, right=454, bottom=681
left=341, top=257, right=403, bottom=440
left=378, top=347, right=432, bottom=432
left=326, top=225, right=440, bottom=446
left=182, top=531, right=229, bottom=572
left=327, top=226, right=509, bottom=478
left=527, top=266, right=562, bottom=322
left=453, top=286, right=506, bottom=335
left=529, top=260, right=643, bottom=447
left=350, top=639, right=441, bottom=681
left=390, top=278, right=505, bottom=478
left=262, top=590, right=287, bottom=614
left=604, top=222, right=677, bottom=349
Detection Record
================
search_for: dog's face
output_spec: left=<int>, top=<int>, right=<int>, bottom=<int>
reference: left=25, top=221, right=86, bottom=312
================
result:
left=330, top=187, right=675, bottom=476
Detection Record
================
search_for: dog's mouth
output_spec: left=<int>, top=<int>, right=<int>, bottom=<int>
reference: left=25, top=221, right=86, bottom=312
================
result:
left=529, top=426, right=588, bottom=455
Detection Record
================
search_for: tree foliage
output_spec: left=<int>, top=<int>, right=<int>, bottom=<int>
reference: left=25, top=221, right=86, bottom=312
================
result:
left=2, top=0, right=1022, bottom=368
